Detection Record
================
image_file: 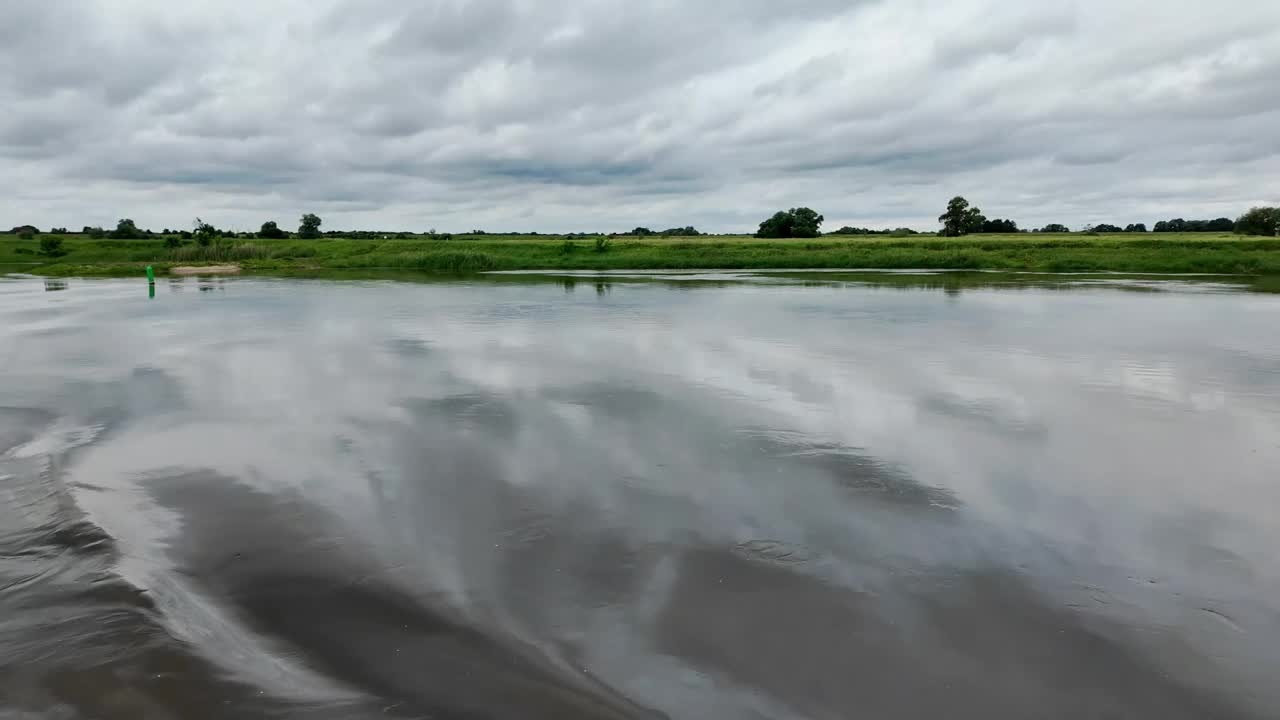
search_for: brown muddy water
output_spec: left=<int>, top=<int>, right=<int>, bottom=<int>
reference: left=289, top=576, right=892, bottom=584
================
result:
left=1, top=271, right=1278, bottom=719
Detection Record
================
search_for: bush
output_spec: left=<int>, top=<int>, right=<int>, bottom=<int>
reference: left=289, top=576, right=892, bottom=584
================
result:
left=39, top=237, right=66, bottom=257
left=164, top=236, right=182, bottom=249
left=16, top=228, right=35, bottom=241
left=594, top=236, right=612, bottom=253
left=561, top=240, right=577, bottom=254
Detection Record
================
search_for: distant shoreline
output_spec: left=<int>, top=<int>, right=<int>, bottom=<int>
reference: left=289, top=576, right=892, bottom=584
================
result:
left=4, top=232, right=1280, bottom=277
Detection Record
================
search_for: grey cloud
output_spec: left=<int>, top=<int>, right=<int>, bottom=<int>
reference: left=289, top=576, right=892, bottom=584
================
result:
left=1, top=0, right=1279, bottom=232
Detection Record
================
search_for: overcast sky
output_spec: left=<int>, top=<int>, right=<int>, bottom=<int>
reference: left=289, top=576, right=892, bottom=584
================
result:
left=2, top=1, right=1279, bottom=234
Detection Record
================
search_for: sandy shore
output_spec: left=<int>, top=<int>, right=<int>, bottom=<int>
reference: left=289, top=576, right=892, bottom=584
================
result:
left=169, top=265, right=241, bottom=276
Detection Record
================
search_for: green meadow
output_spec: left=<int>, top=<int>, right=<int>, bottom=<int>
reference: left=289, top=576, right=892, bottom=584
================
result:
left=4, top=231, right=1280, bottom=277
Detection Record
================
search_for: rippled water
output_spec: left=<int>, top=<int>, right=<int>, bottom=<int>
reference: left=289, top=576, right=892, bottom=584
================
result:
left=2, top=271, right=1279, bottom=719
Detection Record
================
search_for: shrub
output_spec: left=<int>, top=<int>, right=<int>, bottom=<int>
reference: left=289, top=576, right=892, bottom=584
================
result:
left=39, top=237, right=66, bottom=257
left=594, top=236, right=612, bottom=253
left=164, top=237, right=182, bottom=248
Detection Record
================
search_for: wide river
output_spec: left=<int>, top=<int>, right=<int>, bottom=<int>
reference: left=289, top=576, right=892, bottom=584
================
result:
left=2, top=271, right=1278, bottom=719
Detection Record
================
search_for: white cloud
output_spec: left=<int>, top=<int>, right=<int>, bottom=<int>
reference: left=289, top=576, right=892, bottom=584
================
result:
left=1, top=0, right=1279, bottom=233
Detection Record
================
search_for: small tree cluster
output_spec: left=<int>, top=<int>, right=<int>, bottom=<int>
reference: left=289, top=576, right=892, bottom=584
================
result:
left=1152, top=218, right=1235, bottom=232
left=980, top=218, right=1019, bottom=233
left=1233, top=207, right=1278, bottom=236
left=756, top=208, right=824, bottom=238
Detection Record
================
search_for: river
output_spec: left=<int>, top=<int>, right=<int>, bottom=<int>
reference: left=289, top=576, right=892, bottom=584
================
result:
left=2, top=271, right=1278, bottom=719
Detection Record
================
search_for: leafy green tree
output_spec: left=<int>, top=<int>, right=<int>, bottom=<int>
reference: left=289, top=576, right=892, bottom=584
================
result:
left=1235, top=207, right=1279, bottom=236
left=1206, top=217, right=1236, bottom=232
left=299, top=213, right=323, bottom=239
left=938, top=197, right=985, bottom=236
left=16, top=227, right=35, bottom=241
left=756, top=208, right=824, bottom=238
left=193, top=218, right=218, bottom=247
left=111, top=218, right=142, bottom=239
left=1040, top=223, right=1070, bottom=233
left=259, top=220, right=288, bottom=239
left=1092, top=223, right=1123, bottom=233
left=1123, top=223, right=1147, bottom=232
left=631, top=227, right=654, bottom=236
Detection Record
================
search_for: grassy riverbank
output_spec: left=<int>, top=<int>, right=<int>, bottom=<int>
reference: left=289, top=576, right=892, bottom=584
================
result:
left=4, top=232, right=1280, bottom=276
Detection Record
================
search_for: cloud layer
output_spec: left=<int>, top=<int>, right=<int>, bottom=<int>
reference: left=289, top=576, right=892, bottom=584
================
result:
left=3, top=0, right=1279, bottom=233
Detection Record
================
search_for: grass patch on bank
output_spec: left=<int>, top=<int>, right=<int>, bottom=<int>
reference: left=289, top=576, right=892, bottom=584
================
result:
left=4, top=232, right=1280, bottom=277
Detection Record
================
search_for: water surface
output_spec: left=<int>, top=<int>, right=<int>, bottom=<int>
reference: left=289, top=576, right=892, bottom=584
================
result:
left=2, top=271, right=1279, bottom=719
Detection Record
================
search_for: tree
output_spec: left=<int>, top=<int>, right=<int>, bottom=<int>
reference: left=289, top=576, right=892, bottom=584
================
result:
left=259, top=220, right=288, bottom=239
left=1092, top=223, right=1123, bottom=233
left=630, top=227, right=654, bottom=237
left=1040, top=223, right=1070, bottom=233
left=1206, top=217, right=1236, bottom=232
left=111, top=218, right=142, bottom=239
left=1123, top=223, right=1147, bottom=232
left=938, top=197, right=985, bottom=236
left=1235, top=207, right=1279, bottom=236
left=111, top=218, right=144, bottom=239
left=193, top=218, right=218, bottom=247
left=299, top=213, right=323, bottom=239
left=756, top=208, right=824, bottom=238
left=16, top=227, right=35, bottom=241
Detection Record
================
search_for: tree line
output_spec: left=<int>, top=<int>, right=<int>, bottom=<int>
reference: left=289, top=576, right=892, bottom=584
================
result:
left=748, top=199, right=1278, bottom=238
left=10, top=203, right=1279, bottom=242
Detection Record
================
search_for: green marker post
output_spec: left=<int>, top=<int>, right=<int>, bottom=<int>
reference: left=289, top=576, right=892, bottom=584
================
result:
left=146, top=265, right=155, bottom=298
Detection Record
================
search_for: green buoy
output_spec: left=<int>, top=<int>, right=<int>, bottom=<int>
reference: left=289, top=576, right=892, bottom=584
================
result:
left=146, top=265, right=155, bottom=283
